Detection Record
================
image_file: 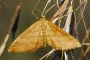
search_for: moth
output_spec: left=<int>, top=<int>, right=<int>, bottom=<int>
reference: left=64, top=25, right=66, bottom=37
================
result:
left=8, top=17, right=81, bottom=53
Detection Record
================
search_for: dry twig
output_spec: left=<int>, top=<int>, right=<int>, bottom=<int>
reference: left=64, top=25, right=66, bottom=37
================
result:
left=0, top=0, right=21, bottom=56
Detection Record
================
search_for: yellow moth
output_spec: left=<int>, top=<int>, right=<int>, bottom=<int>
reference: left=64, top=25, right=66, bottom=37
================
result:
left=8, top=17, right=81, bottom=53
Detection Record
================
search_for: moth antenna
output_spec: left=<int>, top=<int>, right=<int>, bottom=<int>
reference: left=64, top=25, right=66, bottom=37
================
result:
left=44, top=3, right=56, bottom=16
left=41, top=0, right=51, bottom=17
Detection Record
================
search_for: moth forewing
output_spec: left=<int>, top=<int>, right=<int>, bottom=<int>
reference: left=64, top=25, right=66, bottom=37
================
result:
left=8, top=20, right=44, bottom=52
left=46, top=20, right=81, bottom=50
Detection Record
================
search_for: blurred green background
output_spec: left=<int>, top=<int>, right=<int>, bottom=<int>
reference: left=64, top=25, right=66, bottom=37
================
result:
left=0, top=0, right=90, bottom=60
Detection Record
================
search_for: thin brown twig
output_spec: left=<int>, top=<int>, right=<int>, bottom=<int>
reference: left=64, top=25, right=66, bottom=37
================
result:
left=0, top=1, right=21, bottom=56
